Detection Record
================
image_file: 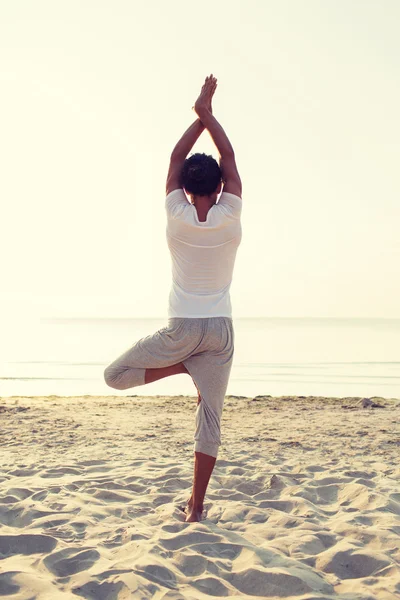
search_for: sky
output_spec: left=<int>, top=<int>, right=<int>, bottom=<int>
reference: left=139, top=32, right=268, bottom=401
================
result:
left=1, top=0, right=399, bottom=321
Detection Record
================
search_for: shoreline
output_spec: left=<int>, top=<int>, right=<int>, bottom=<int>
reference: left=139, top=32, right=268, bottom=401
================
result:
left=2, top=393, right=399, bottom=400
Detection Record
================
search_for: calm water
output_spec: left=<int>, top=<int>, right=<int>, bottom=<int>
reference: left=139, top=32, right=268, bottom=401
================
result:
left=1, top=318, right=399, bottom=399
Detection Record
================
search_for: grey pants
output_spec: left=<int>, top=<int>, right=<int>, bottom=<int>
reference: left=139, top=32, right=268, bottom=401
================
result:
left=104, top=317, right=234, bottom=458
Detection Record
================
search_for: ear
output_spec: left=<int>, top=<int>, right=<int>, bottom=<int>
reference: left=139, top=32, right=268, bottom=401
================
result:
left=216, top=181, right=222, bottom=194
left=185, top=190, right=194, bottom=204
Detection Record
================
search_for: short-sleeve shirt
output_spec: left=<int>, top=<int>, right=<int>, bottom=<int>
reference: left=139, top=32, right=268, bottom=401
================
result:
left=165, top=188, right=242, bottom=318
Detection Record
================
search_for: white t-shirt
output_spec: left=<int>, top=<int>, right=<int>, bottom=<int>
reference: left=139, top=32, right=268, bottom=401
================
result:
left=165, top=188, right=242, bottom=318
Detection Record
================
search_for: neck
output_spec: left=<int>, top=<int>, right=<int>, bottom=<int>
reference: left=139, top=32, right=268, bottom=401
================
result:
left=192, top=195, right=215, bottom=209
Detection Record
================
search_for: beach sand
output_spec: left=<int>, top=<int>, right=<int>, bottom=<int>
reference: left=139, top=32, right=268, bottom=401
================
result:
left=0, top=393, right=399, bottom=599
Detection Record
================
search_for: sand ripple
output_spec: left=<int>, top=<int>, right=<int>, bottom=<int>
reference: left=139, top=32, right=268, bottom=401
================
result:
left=0, top=393, right=399, bottom=598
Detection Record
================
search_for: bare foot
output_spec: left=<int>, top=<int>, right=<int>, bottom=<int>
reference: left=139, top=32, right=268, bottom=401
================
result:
left=178, top=496, right=192, bottom=514
left=185, top=508, right=203, bottom=522
left=179, top=496, right=204, bottom=517
left=183, top=496, right=204, bottom=522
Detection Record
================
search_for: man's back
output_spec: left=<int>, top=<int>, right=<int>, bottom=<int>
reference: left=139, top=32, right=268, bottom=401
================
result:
left=166, top=188, right=242, bottom=318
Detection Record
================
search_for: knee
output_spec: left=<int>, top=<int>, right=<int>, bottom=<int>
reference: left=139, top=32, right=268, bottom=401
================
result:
left=104, top=365, right=125, bottom=390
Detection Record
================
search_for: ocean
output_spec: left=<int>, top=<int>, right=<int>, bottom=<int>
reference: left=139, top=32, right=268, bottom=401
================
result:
left=1, top=318, right=399, bottom=399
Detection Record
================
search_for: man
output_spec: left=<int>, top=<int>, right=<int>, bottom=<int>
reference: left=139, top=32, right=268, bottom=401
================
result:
left=104, top=75, right=242, bottom=522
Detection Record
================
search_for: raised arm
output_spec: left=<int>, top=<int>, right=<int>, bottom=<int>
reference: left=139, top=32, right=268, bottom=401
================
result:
left=166, top=119, right=205, bottom=196
left=166, top=77, right=218, bottom=196
left=194, top=75, right=242, bottom=198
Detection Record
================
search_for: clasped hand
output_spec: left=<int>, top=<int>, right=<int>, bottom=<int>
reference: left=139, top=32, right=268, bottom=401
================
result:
left=193, top=74, right=217, bottom=116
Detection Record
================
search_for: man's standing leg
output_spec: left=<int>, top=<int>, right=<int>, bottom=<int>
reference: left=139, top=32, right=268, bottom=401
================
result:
left=182, top=346, right=233, bottom=522
left=185, top=450, right=216, bottom=522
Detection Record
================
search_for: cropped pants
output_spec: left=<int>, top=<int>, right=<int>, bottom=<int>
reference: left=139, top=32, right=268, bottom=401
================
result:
left=103, top=317, right=234, bottom=458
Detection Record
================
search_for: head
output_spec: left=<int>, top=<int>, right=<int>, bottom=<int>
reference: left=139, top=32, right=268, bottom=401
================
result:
left=181, top=153, right=222, bottom=204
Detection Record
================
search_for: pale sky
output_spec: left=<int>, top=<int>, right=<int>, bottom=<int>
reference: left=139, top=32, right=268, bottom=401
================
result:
left=1, top=0, right=399, bottom=321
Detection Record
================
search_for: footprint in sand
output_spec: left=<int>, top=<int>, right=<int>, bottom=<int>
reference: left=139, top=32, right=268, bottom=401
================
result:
left=43, top=547, right=100, bottom=577
left=160, top=531, right=222, bottom=551
left=159, top=591, right=188, bottom=600
left=173, top=553, right=208, bottom=577
left=2, top=487, right=34, bottom=501
left=190, top=576, right=232, bottom=596
left=316, top=547, right=391, bottom=579
left=8, top=468, right=38, bottom=477
left=229, top=567, right=333, bottom=597
left=153, top=494, right=176, bottom=507
left=86, top=488, right=134, bottom=503
left=72, top=580, right=130, bottom=599
left=135, top=563, right=178, bottom=589
left=190, top=541, right=244, bottom=561
left=41, top=467, right=82, bottom=478
left=0, top=572, right=20, bottom=596
left=0, top=534, right=57, bottom=556
left=161, top=523, right=187, bottom=534
left=0, top=504, right=65, bottom=528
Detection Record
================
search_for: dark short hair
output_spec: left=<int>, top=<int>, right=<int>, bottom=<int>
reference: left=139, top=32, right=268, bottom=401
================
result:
left=181, top=153, right=222, bottom=196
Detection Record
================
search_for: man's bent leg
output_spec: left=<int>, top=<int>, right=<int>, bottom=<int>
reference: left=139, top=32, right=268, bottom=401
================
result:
left=145, top=364, right=201, bottom=405
left=144, top=362, right=188, bottom=384
left=105, top=361, right=189, bottom=390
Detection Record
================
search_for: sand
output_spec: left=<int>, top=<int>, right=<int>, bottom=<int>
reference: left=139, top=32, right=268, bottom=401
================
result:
left=0, top=393, right=399, bottom=600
